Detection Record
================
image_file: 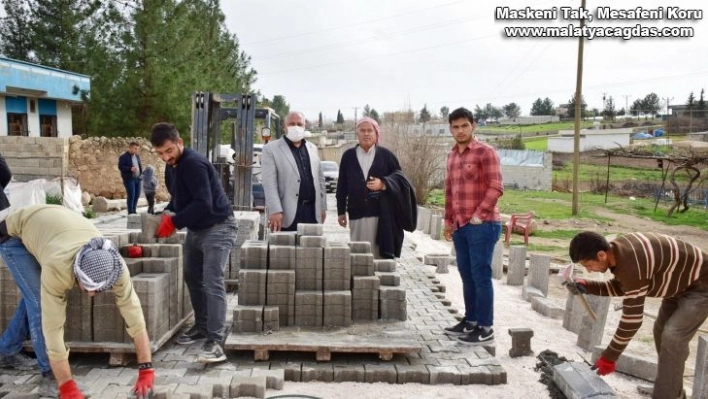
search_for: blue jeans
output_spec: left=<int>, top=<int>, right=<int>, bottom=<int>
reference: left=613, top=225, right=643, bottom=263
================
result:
left=183, top=216, right=237, bottom=342
left=123, top=178, right=141, bottom=213
left=0, top=238, right=50, bottom=373
left=452, top=222, right=501, bottom=327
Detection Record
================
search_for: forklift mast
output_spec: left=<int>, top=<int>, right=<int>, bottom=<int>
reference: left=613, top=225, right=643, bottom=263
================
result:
left=190, top=92, right=280, bottom=209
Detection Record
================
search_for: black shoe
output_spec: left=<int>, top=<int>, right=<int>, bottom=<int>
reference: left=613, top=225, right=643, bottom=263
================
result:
left=444, top=320, right=476, bottom=336
left=197, top=340, right=227, bottom=364
left=176, top=325, right=206, bottom=345
left=458, top=327, right=494, bottom=346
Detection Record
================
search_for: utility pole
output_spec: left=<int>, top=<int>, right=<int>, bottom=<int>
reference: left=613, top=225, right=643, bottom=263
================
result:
left=354, top=107, right=358, bottom=125
left=572, top=0, right=587, bottom=216
left=621, top=94, right=631, bottom=116
left=663, top=97, right=673, bottom=133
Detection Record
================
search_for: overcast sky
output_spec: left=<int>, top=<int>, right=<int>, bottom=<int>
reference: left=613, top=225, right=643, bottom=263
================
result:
left=224, top=0, right=707, bottom=122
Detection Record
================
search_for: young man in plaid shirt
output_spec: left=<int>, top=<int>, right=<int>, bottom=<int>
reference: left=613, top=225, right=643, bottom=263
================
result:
left=443, top=107, right=503, bottom=345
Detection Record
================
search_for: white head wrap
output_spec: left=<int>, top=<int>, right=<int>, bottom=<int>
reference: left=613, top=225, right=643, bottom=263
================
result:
left=73, top=237, right=123, bottom=292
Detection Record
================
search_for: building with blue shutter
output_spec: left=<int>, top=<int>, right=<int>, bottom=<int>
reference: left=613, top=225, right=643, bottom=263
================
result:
left=0, top=57, right=90, bottom=138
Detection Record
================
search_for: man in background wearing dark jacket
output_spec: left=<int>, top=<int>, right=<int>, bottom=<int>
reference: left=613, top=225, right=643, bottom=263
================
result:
left=118, top=142, right=142, bottom=214
left=151, top=123, right=237, bottom=364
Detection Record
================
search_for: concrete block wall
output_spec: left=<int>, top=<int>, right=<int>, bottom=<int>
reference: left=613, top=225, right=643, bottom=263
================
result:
left=0, top=136, right=69, bottom=181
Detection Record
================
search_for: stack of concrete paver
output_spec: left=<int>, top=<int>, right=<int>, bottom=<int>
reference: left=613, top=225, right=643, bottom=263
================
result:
left=227, top=211, right=262, bottom=281
left=0, top=261, right=20, bottom=331
left=233, top=223, right=407, bottom=334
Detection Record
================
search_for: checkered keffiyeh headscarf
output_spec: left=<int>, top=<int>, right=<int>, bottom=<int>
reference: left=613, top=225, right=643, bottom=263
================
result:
left=73, top=237, right=123, bottom=292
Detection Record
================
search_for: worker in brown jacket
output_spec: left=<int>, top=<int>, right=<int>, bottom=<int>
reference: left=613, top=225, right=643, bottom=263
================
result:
left=568, top=231, right=708, bottom=399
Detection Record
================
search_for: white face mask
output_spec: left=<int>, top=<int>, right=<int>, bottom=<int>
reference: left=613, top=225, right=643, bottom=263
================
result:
left=286, top=126, right=306, bottom=142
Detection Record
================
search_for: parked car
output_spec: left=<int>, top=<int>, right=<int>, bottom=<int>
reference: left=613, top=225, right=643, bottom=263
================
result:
left=321, top=161, right=339, bottom=193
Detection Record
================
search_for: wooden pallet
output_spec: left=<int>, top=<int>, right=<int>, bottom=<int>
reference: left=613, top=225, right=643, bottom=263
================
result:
left=26, top=312, right=193, bottom=366
left=224, top=329, right=420, bottom=361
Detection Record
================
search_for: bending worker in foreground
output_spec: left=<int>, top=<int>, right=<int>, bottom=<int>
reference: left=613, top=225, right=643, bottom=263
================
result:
left=567, top=231, right=708, bottom=399
left=0, top=204, right=154, bottom=399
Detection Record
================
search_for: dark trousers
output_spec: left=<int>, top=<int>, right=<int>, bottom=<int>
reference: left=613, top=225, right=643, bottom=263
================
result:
left=183, top=216, right=237, bottom=342
left=123, top=178, right=141, bottom=213
left=282, top=200, right=317, bottom=231
left=145, top=192, right=155, bottom=214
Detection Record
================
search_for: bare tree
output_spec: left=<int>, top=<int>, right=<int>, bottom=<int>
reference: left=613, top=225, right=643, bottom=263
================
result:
left=380, top=122, right=449, bottom=205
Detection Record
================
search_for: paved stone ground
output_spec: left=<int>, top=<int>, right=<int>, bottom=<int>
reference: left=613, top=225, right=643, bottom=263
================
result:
left=0, top=197, right=506, bottom=397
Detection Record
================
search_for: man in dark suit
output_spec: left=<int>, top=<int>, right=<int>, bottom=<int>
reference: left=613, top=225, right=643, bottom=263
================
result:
left=118, top=142, right=142, bottom=214
left=261, top=111, right=327, bottom=231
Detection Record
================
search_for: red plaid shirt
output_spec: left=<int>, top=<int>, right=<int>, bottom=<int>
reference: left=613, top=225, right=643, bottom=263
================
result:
left=444, top=138, right=503, bottom=229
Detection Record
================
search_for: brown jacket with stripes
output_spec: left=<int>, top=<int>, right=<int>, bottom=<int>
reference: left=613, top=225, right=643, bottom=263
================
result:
left=583, top=232, right=708, bottom=361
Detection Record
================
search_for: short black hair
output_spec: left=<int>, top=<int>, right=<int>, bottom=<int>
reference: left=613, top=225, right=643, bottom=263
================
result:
left=448, top=107, right=475, bottom=124
left=568, top=231, right=610, bottom=262
left=129, top=141, right=139, bottom=147
left=150, top=122, right=180, bottom=147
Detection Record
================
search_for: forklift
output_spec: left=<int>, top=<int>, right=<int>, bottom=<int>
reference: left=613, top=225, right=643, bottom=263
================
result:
left=190, top=92, right=281, bottom=211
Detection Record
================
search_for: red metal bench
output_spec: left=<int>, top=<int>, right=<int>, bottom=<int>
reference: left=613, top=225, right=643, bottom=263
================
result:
left=504, top=212, right=535, bottom=246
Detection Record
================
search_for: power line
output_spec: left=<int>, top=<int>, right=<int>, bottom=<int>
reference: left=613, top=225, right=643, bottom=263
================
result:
left=254, top=15, right=478, bottom=61
left=259, top=34, right=497, bottom=76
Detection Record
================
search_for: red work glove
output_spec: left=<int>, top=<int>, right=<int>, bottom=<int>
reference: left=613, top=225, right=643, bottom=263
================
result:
left=59, top=380, right=85, bottom=399
left=131, top=368, right=155, bottom=399
left=564, top=278, right=587, bottom=295
left=593, top=356, right=616, bottom=376
left=127, top=244, right=144, bottom=258
left=155, top=214, right=175, bottom=238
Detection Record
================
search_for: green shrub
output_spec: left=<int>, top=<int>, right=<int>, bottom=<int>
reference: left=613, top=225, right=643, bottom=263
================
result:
left=84, top=207, right=97, bottom=219
left=46, top=194, right=63, bottom=205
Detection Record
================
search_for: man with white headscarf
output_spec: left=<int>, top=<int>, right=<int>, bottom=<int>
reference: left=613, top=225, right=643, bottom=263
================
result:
left=0, top=205, right=154, bottom=399
left=336, top=117, right=417, bottom=258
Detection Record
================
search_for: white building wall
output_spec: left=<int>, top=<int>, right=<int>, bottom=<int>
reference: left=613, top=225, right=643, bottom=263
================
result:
left=547, top=137, right=575, bottom=153
left=548, top=129, right=632, bottom=153
left=0, top=97, right=6, bottom=136
left=27, top=98, right=40, bottom=137
left=57, top=101, right=73, bottom=138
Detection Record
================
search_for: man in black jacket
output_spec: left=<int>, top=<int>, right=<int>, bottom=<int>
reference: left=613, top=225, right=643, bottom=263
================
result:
left=336, top=117, right=415, bottom=258
left=150, top=123, right=236, bottom=364
left=118, top=142, right=142, bottom=214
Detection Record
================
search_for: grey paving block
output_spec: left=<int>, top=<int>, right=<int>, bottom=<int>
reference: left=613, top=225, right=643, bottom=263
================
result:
left=141, top=256, right=182, bottom=329
left=266, top=270, right=296, bottom=326
left=240, top=240, right=268, bottom=270
left=233, top=305, right=264, bottom=333
left=563, top=292, right=586, bottom=333
left=126, top=213, right=141, bottom=229
left=295, top=247, right=323, bottom=291
left=395, top=364, right=430, bottom=384
left=65, top=285, right=93, bottom=342
left=552, top=361, right=619, bottom=399
left=427, top=365, right=462, bottom=385
left=237, top=270, right=267, bottom=306
left=333, top=364, right=366, bottom=382
left=416, top=206, right=431, bottom=233
left=271, top=362, right=301, bottom=382
left=268, top=232, right=297, bottom=246
left=375, top=271, right=400, bottom=286
left=530, top=296, right=564, bottom=319
left=299, top=235, right=327, bottom=248
left=229, top=374, right=266, bottom=399
left=350, top=253, right=375, bottom=277
left=251, top=368, right=285, bottom=390
left=364, top=364, right=397, bottom=384
left=295, top=291, right=323, bottom=327
left=133, top=273, right=170, bottom=340
left=269, top=245, right=296, bottom=270
left=506, top=246, right=526, bottom=286
left=429, top=214, right=443, bottom=240
left=577, top=295, right=611, bottom=351
left=263, top=306, right=280, bottom=332
left=508, top=328, right=534, bottom=358
left=522, top=285, right=545, bottom=302
left=296, top=223, right=323, bottom=237
left=301, top=363, right=333, bottom=382
left=347, top=241, right=371, bottom=254
left=590, top=345, right=657, bottom=382
left=174, top=383, right=213, bottom=399
left=140, top=213, right=162, bottom=237
left=374, top=259, right=396, bottom=273
left=323, top=291, right=352, bottom=327
left=528, top=253, right=550, bottom=296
